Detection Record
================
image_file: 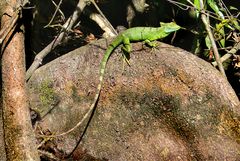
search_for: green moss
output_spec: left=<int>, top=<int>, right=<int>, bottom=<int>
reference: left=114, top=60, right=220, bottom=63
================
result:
left=39, top=80, right=56, bottom=107
left=71, top=85, right=81, bottom=103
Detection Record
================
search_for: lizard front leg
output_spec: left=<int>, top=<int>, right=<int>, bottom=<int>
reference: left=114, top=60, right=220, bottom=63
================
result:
left=121, top=35, right=131, bottom=65
left=143, top=39, right=158, bottom=53
left=144, top=39, right=157, bottom=48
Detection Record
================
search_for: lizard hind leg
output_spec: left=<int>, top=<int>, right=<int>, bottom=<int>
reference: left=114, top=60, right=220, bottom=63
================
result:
left=121, top=36, right=131, bottom=65
left=122, top=36, right=131, bottom=53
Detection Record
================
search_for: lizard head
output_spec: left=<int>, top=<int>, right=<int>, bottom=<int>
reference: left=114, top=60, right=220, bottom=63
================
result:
left=160, top=22, right=181, bottom=33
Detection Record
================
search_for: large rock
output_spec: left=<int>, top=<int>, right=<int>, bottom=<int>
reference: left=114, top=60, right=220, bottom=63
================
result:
left=28, top=39, right=240, bottom=160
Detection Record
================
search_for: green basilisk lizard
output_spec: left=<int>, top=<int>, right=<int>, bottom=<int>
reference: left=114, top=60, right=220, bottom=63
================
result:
left=50, top=22, right=181, bottom=137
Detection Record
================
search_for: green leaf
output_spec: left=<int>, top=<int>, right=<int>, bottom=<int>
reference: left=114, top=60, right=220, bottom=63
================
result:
left=216, top=23, right=225, bottom=47
left=205, top=35, right=212, bottom=49
left=229, top=6, right=238, bottom=11
left=231, top=18, right=240, bottom=31
left=207, top=0, right=224, bottom=19
left=193, top=0, right=201, bottom=18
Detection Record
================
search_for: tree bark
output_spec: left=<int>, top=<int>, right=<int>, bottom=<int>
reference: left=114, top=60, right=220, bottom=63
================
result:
left=1, top=0, right=40, bottom=160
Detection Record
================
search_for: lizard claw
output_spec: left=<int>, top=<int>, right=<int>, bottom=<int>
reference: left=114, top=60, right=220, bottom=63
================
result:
left=122, top=52, right=131, bottom=66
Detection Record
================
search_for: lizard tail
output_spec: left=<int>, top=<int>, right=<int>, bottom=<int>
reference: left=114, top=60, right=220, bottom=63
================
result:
left=47, top=46, right=115, bottom=137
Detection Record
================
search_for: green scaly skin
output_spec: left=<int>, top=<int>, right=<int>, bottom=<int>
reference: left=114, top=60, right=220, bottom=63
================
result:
left=55, top=22, right=181, bottom=137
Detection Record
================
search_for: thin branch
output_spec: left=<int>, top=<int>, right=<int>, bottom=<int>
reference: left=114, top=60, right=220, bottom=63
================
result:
left=51, top=0, right=65, bottom=19
left=166, top=0, right=191, bottom=10
left=26, top=0, right=89, bottom=80
left=199, top=0, right=226, bottom=77
left=166, top=0, right=222, bottom=22
left=44, top=0, right=64, bottom=28
left=212, top=42, right=240, bottom=66
left=38, top=150, right=60, bottom=161
left=82, top=8, right=116, bottom=37
left=90, top=13, right=116, bottom=37
left=90, top=0, right=117, bottom=35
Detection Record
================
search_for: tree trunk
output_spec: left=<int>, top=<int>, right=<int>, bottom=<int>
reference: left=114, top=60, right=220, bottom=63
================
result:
left=1, top=0, right=40, bottom=160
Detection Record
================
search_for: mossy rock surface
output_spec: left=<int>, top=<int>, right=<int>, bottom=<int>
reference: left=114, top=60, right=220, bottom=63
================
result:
left=28, top=39, right=240, bottom=160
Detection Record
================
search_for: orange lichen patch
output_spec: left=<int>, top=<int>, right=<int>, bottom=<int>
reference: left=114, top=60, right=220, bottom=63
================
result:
left=64, top=81, right=75, bottom=95
left=218, top=111, right=240, bottom=142
left=99, top=66, right=189, bottom=109
left=149, top=69, right=194, bottom=101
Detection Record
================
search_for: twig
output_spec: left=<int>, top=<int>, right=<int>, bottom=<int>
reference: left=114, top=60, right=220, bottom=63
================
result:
left=38, top=150, right=60, bottom=161
left=212, top=42, right=240, bottom=66
left=51, top=0, right=65, bottom=19
left=90, top=0, right=117, bottom=35
left=199, top=0, right=226, bottom=77
left=166, top=0, right=222, bottom=22
left=90, top=13, right=116, bottom=37
left=44, top=0, right=64, bottom=28
left=84, top=9, right=116, bottom=37
left=26, top=0, right=89, bottom=80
